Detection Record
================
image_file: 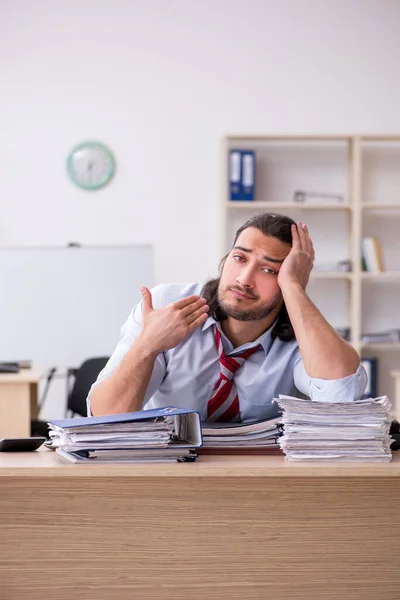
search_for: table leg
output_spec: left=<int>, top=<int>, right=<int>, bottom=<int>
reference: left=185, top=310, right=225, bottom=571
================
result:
left=30, top=382, right=39, bottom=420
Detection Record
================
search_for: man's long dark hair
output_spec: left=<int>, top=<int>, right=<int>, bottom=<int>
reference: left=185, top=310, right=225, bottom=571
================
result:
left=201, top=213, right=296, bottom=342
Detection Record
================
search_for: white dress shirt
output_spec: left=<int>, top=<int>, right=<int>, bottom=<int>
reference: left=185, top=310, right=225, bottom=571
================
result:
left=87, top=282, right=367, bottom=422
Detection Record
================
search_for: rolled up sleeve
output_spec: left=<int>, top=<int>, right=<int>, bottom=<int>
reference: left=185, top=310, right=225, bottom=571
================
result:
left=293, top=355, right=368, bottom=403
left=86, top=284, right=168, bottom=416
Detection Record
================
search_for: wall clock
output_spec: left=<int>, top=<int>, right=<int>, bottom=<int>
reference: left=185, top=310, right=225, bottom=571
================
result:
left=66, top=141, right=116, bottom=190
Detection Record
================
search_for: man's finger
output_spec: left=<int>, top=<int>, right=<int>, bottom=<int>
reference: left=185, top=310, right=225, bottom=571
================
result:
left=186, top=303, right=209, bottom=325
left=298, top=222, right=312, bottom=254
left=173, top=295, right=200, bottom=310
left=188, top=312, right=209, bottom=332
left=291, top=224, right=300, bottom=249
left=309, top=238, right=315, bottom=262
left=181, top=297, right=207, bottom=318
left=141, top=287, right=154, bottom=315
left=302, top=224, right=313, bottom=255
left=296, top=222, right=308, bottom=250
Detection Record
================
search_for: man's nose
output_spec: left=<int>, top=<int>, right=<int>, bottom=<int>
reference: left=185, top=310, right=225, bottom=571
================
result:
left=236, top=266, right=255, bottom=288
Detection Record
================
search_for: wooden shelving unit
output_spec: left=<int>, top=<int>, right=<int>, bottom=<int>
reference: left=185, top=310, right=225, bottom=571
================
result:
left=221, top=134, right=400, bottom=359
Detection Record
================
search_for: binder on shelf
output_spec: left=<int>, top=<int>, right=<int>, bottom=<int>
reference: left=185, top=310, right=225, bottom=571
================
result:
left=361, top=237, right=385, bottom=272
left=293, top=190, right=344, bottom=204
left=229, top=149, right=242, bottom=201
left=241, top=150, right=255, bottom=201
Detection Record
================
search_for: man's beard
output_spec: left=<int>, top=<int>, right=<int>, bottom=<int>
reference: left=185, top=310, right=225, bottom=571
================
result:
left=218, top=285, right=283, bottom=322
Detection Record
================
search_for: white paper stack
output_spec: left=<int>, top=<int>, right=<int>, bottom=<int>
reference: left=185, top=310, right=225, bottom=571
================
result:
left=47, top=407, right=202, bottom=463
left=274, top=395, right=394, bottom=462
left=201, top=417, right=283, bottom=448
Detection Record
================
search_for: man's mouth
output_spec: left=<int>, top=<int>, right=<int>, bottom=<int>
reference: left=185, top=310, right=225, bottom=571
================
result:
left=230, top=288, right=256, bottom=301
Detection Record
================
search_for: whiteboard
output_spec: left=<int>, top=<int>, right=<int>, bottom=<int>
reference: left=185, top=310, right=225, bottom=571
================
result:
left=0, top=245, right=154, bottom=369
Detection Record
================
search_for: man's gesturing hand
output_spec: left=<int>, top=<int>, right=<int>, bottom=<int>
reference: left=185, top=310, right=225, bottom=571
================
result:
left=278, top=222, right=315, bottom=291
left=139, top=287, right=209, bottom=354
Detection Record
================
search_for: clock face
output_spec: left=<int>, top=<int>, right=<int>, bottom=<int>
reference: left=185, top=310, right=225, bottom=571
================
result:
left=67, top=141, right=115, bottom=190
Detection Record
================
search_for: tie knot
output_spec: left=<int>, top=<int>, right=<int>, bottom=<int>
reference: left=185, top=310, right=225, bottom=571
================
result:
left=215, top=327, right=261, bottom=380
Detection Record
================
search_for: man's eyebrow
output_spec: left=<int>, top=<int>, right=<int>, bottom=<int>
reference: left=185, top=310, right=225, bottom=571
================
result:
left=233, top=245, right=284, bottom=264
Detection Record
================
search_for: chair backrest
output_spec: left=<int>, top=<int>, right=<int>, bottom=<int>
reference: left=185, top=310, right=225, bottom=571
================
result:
left=68, top=357, right=109, bottom=417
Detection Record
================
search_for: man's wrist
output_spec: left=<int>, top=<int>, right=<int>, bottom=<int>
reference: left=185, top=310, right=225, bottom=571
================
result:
left=135, top=333, right=161, bottom=359
left=280, top=280, right=304, bottom=298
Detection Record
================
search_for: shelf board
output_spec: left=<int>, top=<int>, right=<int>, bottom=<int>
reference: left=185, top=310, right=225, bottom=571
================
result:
left=362, top=203, right=400, bottom=210
left=361, top=135, right=400, bottom=142
left=225, top=134, right=351, bottom=142
left=361, top=272, right=400, bottom=280
left=361, top=343, right=400, bottom=351
left=226, top=202, right=352, bottom=210
left=310, top=271, right=352, bottom=280
left=224, top=134, right=400, bottom=143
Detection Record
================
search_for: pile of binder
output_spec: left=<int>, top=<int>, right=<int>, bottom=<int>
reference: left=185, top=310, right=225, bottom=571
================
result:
left=275, top=394, right=394, bottom=462
left=199, top=417, right=283, bottom=455
left=47, top=407, right=202, bottom=463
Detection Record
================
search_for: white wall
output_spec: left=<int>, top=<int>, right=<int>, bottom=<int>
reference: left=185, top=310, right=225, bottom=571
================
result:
left=1, top=0, right=400, bottom=413
left=2, top=0, right=400, bottom=283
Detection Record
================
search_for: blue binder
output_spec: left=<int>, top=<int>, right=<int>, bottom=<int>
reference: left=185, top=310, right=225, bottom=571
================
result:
left=229, top=149, right=242, bottom=200
left=241, top=150, right=255, bottom=201
left=49, top=405, right=203, bottom=449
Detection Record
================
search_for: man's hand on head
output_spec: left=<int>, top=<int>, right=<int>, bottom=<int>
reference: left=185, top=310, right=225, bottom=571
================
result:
left=277, top=222, right=315, bottom=291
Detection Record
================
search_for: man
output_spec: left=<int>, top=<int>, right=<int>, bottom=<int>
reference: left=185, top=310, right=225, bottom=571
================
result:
left=88, top=213, right=367, bottom=421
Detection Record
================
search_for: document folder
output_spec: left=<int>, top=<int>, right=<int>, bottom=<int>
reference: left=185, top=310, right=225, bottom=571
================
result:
left=229, top=149, right=242, bottom=200
left=48, top=406, right=203, bottom=463
left=241, top=150, right=255, bottom=201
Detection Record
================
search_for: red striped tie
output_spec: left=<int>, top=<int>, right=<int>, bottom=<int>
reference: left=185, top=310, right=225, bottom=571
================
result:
left=207, top=327, right=261, bottom=422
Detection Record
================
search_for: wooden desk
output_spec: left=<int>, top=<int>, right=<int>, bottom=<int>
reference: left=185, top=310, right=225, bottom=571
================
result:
left=0, top=367, right=49, bottom=437
left=1, top=450, right=400, bottom=600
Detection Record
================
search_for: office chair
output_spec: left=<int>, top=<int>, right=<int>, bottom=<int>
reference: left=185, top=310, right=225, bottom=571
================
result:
left=65, top=356, right=109, bottom=417
left=30, top=357, right=109, bottom=437
left=30, top=367, right=57, bottom=438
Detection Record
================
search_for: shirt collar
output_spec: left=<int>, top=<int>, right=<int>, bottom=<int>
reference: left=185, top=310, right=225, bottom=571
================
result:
left=202, top=315, right=276, bottom=355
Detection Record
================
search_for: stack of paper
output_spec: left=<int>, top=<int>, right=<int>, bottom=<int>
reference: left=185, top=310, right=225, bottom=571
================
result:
left=200, top=417, right=283, bottom=453
left=47, top=407, right=202, bottom=463
left=275, top=395, right=394, bottom=462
